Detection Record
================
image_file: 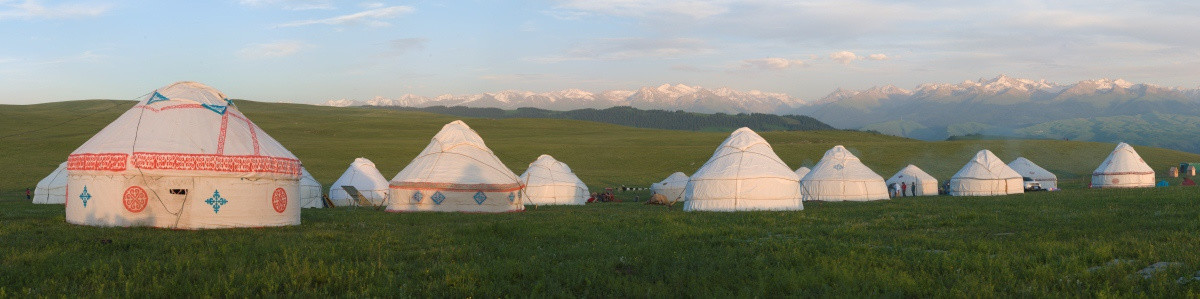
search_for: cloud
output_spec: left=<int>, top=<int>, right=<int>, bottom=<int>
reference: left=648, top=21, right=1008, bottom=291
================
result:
left=830, top=51, right=860, bottom=64
left=532, top=37, right=714, bottom=63
left=867, top=53, right=888, bottom=60
left=741, top=57, right=805, bottom=70
left=0, top=0, right=111, bottom=19
left=237, top=41, right=309, bottom=59
left=552, top=0, right=730, bottom=19
left=389, top=37, right=427, bottom=53
left=238, top=0, right=335, bottom=10
left=277, top=5, right=413, bottom=27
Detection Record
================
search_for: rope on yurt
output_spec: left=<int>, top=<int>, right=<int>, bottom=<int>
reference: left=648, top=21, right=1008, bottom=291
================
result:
left=126, top=90, right=190, bottom=227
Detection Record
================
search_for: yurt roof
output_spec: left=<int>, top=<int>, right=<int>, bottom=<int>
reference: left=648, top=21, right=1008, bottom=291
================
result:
left=1007, top=157, right=1057, bottom=180
left=1093, top=142, right=1154, bottom=175
left=802, top=145, right=884, bottom=182
left=952, top=150, right=1021, bottom=180
left=886, top=164, right=937, bottom=183
left=331, top=158, right=389, bottom=190
left=390, top=120, right=520, bottom=189
left=691, top=127, right=797, bottom=181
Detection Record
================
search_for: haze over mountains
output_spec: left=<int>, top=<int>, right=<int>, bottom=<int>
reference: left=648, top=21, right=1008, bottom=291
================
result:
left=323, top=75, right=1200, bottom=153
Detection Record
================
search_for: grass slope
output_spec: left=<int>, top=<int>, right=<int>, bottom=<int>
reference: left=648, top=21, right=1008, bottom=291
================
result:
left=3, top=100, right=1200, bottom=296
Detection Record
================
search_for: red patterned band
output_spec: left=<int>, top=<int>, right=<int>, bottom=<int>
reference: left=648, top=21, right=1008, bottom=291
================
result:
left=1092, top=172, right=1154, bottom=175
left=390, top=181, right=524, bottom=192
left=67, top=153, right=129, bottom=171
left=69, top=152, right=300, bottom=176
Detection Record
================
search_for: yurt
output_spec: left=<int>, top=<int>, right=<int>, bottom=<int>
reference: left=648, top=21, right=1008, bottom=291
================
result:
left=650, top=172, right=689, bottom=202
left=948, top=150, right=1023, bottom=196
left=328, top=158, right=389, bottom=207
left=1007, top=157, right=1058, bottom=190
left=65, top=82, right=302, bottom=229
left=793, top=167, right=811, bottom=179
left=519, top=154, right=588, bottom=205
left=683, top=127, right=802, bottom=211
left=387, top=120, right=524, bottom=213
left=1091, top=142, right=1155, bottom=188
left=799, top=145, right=889, bottom=201
left=886, top=164, right=939, bottom=196
left=298, top=168, right=324, bottom=208
left=33, top=162, right=68, bottom=204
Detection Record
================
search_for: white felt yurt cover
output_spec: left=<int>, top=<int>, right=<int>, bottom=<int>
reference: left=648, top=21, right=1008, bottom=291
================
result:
left=519, top=154, right=588, bottom=205
left=65, top=82, right=302, bottom=229
left=683, top=127, right=802, bottom=211
left=800, top=145, right=889, bottom=201
left=387, top=120, right=524, bottom=213
left=328, top=158, right=389, bottom=207
left=651, top=172, right=689, bottom=202
left=886, top=164, right=939, bottom=196
left=793, top=167, right=811, bottom=179
left=948, top=150, right=1023, bottom=196
left=33, top=162, right=69, bottom=204
left=299, top=168, right=323, bottom=208
left=1007, top=157, right=1058, bottom=190
left=1091, top=142, right=1155, bottom=188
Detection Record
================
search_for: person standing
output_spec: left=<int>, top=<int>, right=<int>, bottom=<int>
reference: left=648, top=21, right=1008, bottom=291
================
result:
left=910, top=182, right=916, bottom=196
left=900, top=182, right=907, bottom=197
left=25, top=188, right=31, bottom=200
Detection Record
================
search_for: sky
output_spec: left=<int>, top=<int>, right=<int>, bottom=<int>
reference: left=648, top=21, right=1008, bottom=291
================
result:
left=2, top=0, right=1200, bottom=104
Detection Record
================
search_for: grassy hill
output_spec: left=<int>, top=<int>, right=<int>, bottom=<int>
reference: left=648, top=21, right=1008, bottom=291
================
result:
left=3, top=100, right=1197, bottom=195
left=4, top=100, right=1200, bottom=296
left=383, top=105, right=835, bottom=132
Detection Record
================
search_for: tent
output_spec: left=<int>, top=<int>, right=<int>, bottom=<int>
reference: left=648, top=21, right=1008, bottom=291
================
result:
left=65, top=82, right=302, bottom=229
left=886, top=164, right=939, bottom=196
left=794, top=167, right=811, bottom=179
left=799, top=145, right=889, bottom=201
left=298, top=168, right=324, bottom=208
left=519, top=154, right=588, bottom=205
left=328, top=158, right=389, bottom=207
left=387, top=120, right=524, bottom=213
left=1007, top=157, right=1057, bottom=190
left=650, top=172, right=689, bottom=202
left=683, top=127, right=802, bottom=211
left=948, top=150, right=1023, bottom=196
left=1091, top=142, right=1155, bottom=188
left=33, top=162, right=68, bottom=204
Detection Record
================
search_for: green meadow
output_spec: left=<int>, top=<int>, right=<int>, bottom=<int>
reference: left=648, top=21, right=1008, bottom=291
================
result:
left=2, top=100, right=1200, bottom=296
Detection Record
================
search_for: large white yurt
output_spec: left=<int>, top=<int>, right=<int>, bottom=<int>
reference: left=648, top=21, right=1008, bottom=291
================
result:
left=65, top=82, right=302, bottom=229
left=298, top=168, right=324, bottom=208
left=948, top=150, right=1023, bottom=196
left=328, top=158, right=389, bottom=207
left=1091, top=142, right=1155, bottom=188
left=800, top=145, right=889, bottom=201
left=683, top=127, right=802, bottom=211
left=886, top=164, right=939, bottom=196
left=793, top=167, right=811, bottom=179
left=33, top=162, right=69, bottom=204
left=650, top=172, right=689, bottom=202
left=519, top=154, right=588, bottom=205
left=1007, top=157, right=1058, bottom=190
left=387, top=120, right=524, bottom=213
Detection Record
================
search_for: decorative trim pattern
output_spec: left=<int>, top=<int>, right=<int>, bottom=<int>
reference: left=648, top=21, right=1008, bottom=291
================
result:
left=271, top=188, right=288, bottom=213
left=389, top=181, right=524, bottom=192
left=130, top=152, right=300, bottom=176
left=67, top=153, right=129, bottom=172
left=123, top=186, right=148, bottom=213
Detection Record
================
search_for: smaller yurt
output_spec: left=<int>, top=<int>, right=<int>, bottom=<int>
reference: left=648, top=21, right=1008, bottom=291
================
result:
left=794, top=167, right=811, bottom=179
left=1007, top=157, right=1057, bottom=190
left=33, top=162, right=69, bottom=204
left=948, top=150, right=1023, bottom=196
left=299, top=168, right=324, bottom=208
left=520, top=154, right=588, bottom=205
left=800, top=145, right=889, bottom=201
left=684, top=127, right=802, bottom=211
left=886, top=164, right=939, bottom=196
left=650, top=172, right=689, bottom=202
left=329, top=158, right=389, bottom=207
left=387, top=120, right=524, bottom=213
left=1091, top=142, right=1155, bottom=188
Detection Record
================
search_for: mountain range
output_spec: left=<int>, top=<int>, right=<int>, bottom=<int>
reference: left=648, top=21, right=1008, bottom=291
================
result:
left=322, top=75, right=1200, bottom=153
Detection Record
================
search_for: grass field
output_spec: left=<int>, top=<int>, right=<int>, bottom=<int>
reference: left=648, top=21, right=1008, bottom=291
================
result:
left=3, top=100, right=1200, bottom=296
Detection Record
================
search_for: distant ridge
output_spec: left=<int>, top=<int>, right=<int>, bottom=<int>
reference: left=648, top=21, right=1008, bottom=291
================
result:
left=376, top=105, right=835, bottom=132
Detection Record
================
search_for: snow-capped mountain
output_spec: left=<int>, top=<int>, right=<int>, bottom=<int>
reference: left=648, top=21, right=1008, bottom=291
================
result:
left=322, top=84, right=805, bottom=114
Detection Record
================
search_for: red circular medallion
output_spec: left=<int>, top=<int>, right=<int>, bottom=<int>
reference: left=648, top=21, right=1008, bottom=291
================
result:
left=271, top=188, right=288, bottom=213
left=123, top=186, right=148, bottom=213
left=1112, top=178, right=1120, bottom=184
